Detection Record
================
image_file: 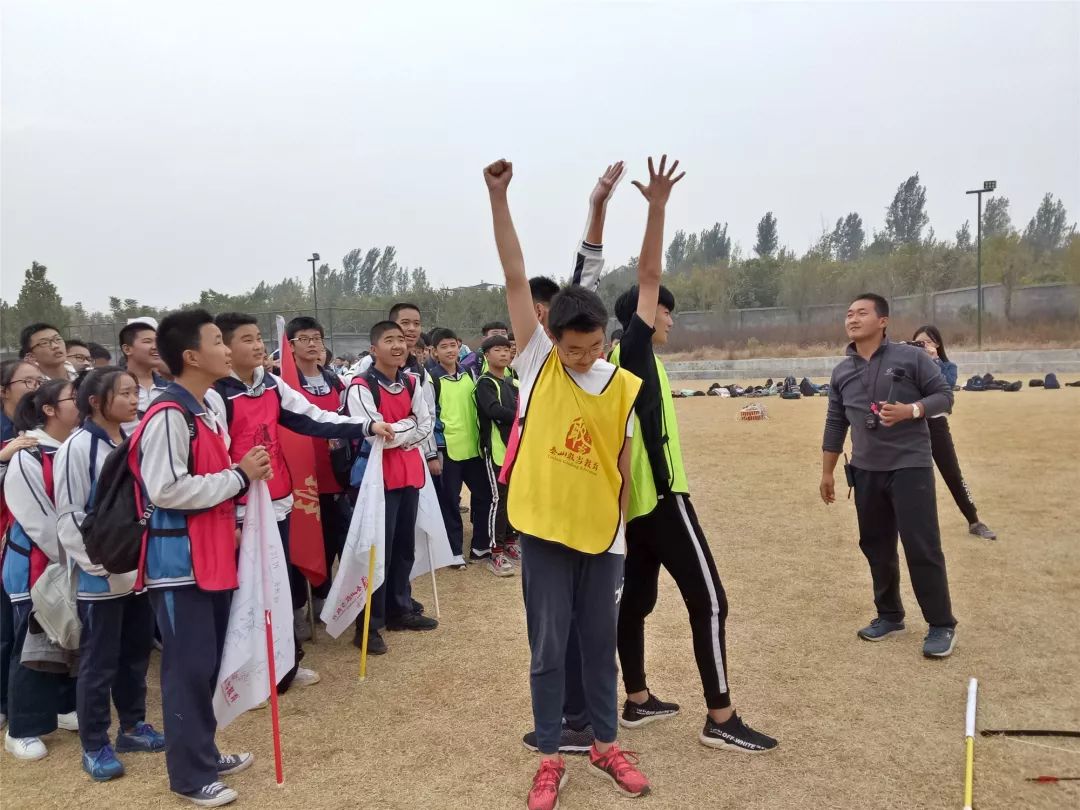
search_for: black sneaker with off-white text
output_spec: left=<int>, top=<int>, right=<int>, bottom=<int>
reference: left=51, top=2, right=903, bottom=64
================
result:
left=619, top=693, right=680, bottom=728
left=699, top=713, right=778, bottom=753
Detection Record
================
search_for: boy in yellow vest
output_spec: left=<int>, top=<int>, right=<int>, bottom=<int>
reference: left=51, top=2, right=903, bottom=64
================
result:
left=612, top=157, right=778, bottom=753
left=484, top=158, right=650, bottom=810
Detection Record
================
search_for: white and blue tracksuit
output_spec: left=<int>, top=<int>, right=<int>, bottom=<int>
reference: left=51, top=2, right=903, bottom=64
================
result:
left=55, top=419, right=155, bottom=752
left=1, top=429, right=76, bottom=739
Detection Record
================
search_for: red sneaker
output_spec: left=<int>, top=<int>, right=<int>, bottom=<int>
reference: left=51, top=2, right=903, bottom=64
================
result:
left=587, top=744, right=651, bottom=797
left=528, top=758, right=567, bottom=810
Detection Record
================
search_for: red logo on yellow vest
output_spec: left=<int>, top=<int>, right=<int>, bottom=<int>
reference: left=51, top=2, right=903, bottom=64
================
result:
left=547, top=418, right=600, bottom=475
left=564, top=418, right=593, bottom=455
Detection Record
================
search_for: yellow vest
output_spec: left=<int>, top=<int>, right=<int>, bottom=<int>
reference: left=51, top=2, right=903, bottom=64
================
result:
left=508, top=349, right=642, bottom=554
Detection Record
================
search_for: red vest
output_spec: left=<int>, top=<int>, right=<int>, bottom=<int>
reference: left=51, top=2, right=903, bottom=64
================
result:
left=348, top=377, right=425, bottom=490
left=225, top=391, right=292, bottom=501
left=296, top=384, right=344, bottom=494
left=133, top=400, right=240, bottom=591
left=0, top=447, right=55, bottom=591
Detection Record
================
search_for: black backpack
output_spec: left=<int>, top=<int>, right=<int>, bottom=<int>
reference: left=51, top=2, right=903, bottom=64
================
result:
left=82, top=398, right=195, bottom=575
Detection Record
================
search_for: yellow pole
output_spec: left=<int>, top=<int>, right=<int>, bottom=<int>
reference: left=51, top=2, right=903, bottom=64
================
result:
left=963, top=678, right=978, bottom=810
left=359, top=544, right=377, bottom=681
left=963, top=737, right=974, bottom=810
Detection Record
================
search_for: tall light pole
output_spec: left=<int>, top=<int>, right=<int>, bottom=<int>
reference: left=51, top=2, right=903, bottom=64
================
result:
left=308, top=253, right=320, bottom=317
left=965, top=180, right=997, bottom=349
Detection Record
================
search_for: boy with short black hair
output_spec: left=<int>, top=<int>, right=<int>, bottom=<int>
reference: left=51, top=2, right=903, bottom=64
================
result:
left=611, top=156, right=777, bottom=753
left=119, top=319, right=169, bottom=432
left=65, top=339, right=93, bottom=372
left=429, top=327, right=493, bottom=565
left=485, top=159, right=650, bottom=809
left=284, top=315, right=355, bottom=628
left=87, top=342, right=112, bottom=368
left=474, top=335, right=519, bottom=576
left=20, top=322, right=75, bottom=381
left=210, top=312, right=391, bottom=688
left=133, top=308, right=273, bottom=807
left=344, top=320, right=437, bottom=654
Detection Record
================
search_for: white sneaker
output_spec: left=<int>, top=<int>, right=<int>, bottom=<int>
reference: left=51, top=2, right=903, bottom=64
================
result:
left=56, top=711, right=79, bottom=731
left=486, top=552, right=515, bottom=577
left=293, top=608, right=312, bottom=642
left=5, top=732, right=47, bottom=761
left=292, top=667, right=321, bottom=687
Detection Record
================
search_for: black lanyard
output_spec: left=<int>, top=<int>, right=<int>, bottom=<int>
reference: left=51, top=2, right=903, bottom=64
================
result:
left=851, top=352, right=883, bottom=409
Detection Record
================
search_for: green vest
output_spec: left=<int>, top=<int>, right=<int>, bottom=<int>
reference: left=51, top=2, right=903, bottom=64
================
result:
left=610, top=343, right=689, bottom=520
left=478, top=374, right=510, bottom=466
left=436, top=371, right=480, bottom=461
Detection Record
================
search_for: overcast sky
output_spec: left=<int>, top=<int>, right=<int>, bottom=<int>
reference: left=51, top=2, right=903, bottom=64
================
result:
left=3, top=1, right=1078, bottom=312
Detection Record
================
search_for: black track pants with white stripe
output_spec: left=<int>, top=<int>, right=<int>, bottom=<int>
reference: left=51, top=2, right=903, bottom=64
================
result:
left=617, top=493, right=732, bottom=709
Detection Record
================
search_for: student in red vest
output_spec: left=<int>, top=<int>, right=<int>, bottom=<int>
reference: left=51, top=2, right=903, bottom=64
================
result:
left=132, top=309, right=272, bottom=808
left=344, top=320, right=438, bottom=655
left=284, top=316, right=357, bottom=629
left=209, top=313, right=392, bottom=689
left=2, top=380, right=81, bottom=761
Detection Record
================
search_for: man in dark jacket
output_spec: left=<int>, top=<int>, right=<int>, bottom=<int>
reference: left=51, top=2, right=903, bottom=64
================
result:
left=820, top=294, right=958, bottom=658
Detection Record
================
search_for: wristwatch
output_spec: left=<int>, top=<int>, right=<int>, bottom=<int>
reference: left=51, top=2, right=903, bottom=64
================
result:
left=911, top=402, right=923, bottom=419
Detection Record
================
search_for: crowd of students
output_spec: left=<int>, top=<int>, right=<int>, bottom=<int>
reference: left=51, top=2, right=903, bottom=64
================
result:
left=1, top=155, right=998, bottom=810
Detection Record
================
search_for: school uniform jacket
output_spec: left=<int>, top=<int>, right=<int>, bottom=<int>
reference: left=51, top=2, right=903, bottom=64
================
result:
left=1, top=429, right=63, bottom=603
left=352, top=355, right=439, bottom=463
left=345, top=368, right=431, bottom=490
left=209, top=367, right=374, bottom=521
left=136, top=385, right=248, bottom=591
left=55, top=420, right=138, bottom=600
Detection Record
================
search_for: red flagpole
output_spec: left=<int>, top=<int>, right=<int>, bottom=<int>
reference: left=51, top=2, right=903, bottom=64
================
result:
left=264, top=609, right=284, bottom=785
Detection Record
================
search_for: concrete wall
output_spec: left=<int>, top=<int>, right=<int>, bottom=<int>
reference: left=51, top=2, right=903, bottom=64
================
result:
left=673, top=282, right=1080, bottom=335
left=664, top=348, right=1080, bottom=381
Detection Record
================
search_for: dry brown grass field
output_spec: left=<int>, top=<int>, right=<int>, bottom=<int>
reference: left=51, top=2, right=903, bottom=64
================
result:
left=2, top=386, right=1079, bottom=810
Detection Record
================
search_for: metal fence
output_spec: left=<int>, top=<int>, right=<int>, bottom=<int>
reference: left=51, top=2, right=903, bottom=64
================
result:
left=54, top=307, right=493, bottom=362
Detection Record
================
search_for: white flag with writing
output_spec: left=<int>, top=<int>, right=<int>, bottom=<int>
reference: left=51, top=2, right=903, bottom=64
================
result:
left=320, top=440, right=386, bottom=638
left=213, top=480, right=295, bottom=728
left=411, top=461, right=455, bottom=578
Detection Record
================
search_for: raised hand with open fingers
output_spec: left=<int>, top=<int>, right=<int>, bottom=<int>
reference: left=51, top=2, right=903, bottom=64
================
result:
left=590, top=161, right=625, bottom=208
left=483, top=159, right=513, bottom=192
left=631, top=154, right=686, bottom=206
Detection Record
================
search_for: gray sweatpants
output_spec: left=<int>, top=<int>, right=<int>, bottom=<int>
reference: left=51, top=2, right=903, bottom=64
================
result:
left=520, top=534, right=624, bottom=755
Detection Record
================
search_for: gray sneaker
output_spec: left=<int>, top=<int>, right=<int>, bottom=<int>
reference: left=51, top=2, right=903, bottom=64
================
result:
left=522, top=724, right=594, bottom=754
left=857, top=617, right=906, bottom=641
left=923, top=627, right=956, bottom=658
left=969, top=522, right=997, bottom=540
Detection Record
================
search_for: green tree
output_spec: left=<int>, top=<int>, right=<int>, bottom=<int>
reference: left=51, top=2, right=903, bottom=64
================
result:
left=984, top=233, right=1031, bottom=321
left=665, top=230, right=688, bottom=274
left=831, top=213, right=865, bottom=262
left=373, top=247, right=398, bottom=296
left=15, top=261, right=67, bottom=329
left=955, top=220, right=973, bottom=252
left=884, top=173, right=929, bottom=246
left=981, top=196, right=1012, bottom=239
left=1023, top=193, right=1073, bottom=260
left=410, top=266, right=432, bottom=293
left=754, top=212, right=779, bottom=258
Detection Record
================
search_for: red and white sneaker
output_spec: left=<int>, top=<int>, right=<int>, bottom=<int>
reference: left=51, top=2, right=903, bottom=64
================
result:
left=587, top=743, right=651, bottom=798
left=527, top=758, right=567, bottom=810
left=487, top=552, right=515, bottom=577
left=504, top=537, right=522, bottom=562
